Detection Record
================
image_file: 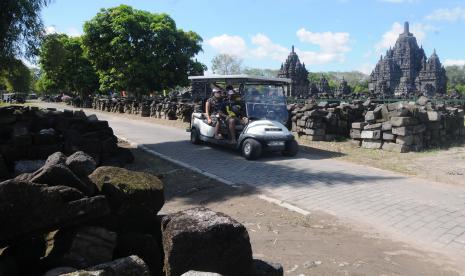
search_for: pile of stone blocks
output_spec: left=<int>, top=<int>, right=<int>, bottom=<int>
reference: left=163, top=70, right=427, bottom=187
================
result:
left=351, top=97, right=465, bottom=153
left=0, top=106, right=134, bottom=181
left=0, top=150, right=283, bottom=276
left=291, top=100, right=364, bottom=142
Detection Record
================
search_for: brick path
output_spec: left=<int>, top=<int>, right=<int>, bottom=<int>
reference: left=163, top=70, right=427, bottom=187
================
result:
left=41, top=103, right=465, bottom=259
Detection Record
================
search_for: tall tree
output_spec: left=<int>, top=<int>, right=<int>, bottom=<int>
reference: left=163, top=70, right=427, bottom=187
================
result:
left=38, top=33, right=68, bottom=93
left=0, top=0, right=50, bottom=63
left=211, top=54, right=242, bottom=75
left=62, top=36, right=99, bottom=96
left=82, top=5, right=205, bottom=96
left=38, top=34, right=99, bottom=96
left=0, top=59, right=32, bottom=92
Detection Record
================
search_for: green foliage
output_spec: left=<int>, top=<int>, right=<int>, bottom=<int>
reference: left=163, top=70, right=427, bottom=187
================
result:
left=211, top=54, right=242, bottom=75
left=82, top=5, right=204, bottom=95
left=0, top=59, right=32, bottom=92
left=242, top=68, right=280, bottom=77
left=38, top=34, right=99, bottom=95
left=445, top=65, right=465, bottom=95
left=0, top=0, right=50, bottom=63
left=308, top=71, right=369, bottom=93
left=353, top=80, right=369, bottom=94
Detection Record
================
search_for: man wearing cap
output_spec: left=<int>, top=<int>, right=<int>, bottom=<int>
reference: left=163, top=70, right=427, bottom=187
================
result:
left=205, top=88, right=225, bottom=139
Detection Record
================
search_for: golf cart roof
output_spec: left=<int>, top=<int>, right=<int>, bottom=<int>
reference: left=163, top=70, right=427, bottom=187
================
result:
left=188, top=74, right=291, bottom=84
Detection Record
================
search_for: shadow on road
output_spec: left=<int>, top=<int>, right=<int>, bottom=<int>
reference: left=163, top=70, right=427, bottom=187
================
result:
left=137, top=140, right=403, bottom=205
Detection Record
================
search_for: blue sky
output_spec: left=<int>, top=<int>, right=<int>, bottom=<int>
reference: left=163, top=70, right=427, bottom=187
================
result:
left=41, top=0, right=465, bottom=74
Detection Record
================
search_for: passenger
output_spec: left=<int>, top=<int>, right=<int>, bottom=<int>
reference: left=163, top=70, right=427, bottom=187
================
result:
left=226, top=91, right=246, bottom=144
left=205, top=88, right=225, bottom=139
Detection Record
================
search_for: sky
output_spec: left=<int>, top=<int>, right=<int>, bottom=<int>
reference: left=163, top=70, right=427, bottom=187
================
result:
left=41, top=0, right=465, bottom=74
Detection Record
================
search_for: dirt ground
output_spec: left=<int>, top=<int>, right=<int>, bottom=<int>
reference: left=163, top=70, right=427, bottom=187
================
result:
left=123, top=143, right=463, bottom=276
left=77, top=106, right=465, bottom=186
left=297, top=138, right=465, bottom=186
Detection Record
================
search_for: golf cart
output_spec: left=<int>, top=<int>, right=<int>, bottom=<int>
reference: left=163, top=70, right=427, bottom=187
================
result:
left=187, top=75, right=298, bottom=160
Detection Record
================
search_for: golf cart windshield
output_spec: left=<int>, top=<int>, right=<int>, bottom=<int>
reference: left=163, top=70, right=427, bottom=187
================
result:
left=243, top=84, right=288, bottom=124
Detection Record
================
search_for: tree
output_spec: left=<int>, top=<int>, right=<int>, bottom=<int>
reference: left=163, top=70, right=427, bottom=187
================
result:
left=0, top=0, right=50, bottom=63
left=38, top=34, right=99, bottom=96
left=242, top=68, right=279, bottom=77
left=211, top=54, right=242, bottom=75
left=82, top=5, right=205, bottom=96
left=0, top=59, right=32, bottom=92
left=38, top=34, right=68, bottom=93
left=445, top=65, right=465, bottom=95
left=62, top=36, right=99, bottom=97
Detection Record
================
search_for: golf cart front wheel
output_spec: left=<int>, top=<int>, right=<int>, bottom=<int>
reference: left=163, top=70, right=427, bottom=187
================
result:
left=190, top=128, right=201, bottom=145
left=283, top=140, right=299, bottom=157
left=242, top=138, right=262, bottom=160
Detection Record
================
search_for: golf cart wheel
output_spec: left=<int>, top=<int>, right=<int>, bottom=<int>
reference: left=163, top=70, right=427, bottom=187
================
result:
left=190, top=128, right=201, bottom=145
left=242, top=138, right=262, bottom=160
left=283, top=140, right=299, bottom=157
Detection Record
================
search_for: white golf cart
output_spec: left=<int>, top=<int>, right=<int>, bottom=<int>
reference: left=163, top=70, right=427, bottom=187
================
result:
left=187, top=75, right=298, bottom=160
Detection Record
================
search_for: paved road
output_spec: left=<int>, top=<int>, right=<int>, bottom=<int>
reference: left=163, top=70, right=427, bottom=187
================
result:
left=42, top=103, right=465, bottom=260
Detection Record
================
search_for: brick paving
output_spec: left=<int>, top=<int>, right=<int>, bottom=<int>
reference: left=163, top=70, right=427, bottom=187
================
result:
left=41, top=103, right=465, bottom=259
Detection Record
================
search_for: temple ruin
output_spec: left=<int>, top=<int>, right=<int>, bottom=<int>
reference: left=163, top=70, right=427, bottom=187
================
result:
left=278, top=46, right=310, bottom=98
left=369, top=22, right=447, bottom=97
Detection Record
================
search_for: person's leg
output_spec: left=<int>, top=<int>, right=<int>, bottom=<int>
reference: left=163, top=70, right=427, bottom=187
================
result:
left=213, top=116, right=223, bottom=139
left=228, top=117, right=237, bottom=143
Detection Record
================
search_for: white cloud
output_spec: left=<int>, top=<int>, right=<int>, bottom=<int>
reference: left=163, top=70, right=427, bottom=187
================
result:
left=66, top=27, right=82, bottom=37
left=207, top=29, right=351, bottom=66
left=44, top=25, right=82, bottom=37
left=357, top=63, right=374, bottom=74
left=296, top=28, right=351, bottom=65
left=426, top=7, right=465, bottom=22
left=250, top=33, right=289, bottom=61
left=443, top=59, right=465, bottom=67
left=207, top=34, right=247, bottom=57
left=375, top=22, right=430, bottom=54
left=297, top=28, right=351, bottom=55
left=45, top=25, right=57, bottom=35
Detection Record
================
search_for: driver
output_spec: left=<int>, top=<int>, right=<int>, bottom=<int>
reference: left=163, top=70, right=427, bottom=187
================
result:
left=226, top=90, right=246, bottom=144
left=206, top=88, right=225, bottom=139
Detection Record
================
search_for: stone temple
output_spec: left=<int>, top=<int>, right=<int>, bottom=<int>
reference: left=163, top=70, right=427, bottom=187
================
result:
left=369, top=22, right=447, bottom=97
left=278, top=46, right=310, bottom=98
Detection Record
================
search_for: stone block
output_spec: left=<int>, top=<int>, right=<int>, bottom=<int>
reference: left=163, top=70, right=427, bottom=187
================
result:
left=390, top=117, right=418, bottom=127
left=351, top=122, right=367, bottom=129
left=382, top=142, right=410, bottom=153
left=382, top=132, right=395, bottom=141
left=0, top=180, right=110, bottom=247
left=427, top=111, right=440, bottom=122
left=303, top=128, right=325, bottom=136
left=361, top=130, right=381, bottom=140
left=365, top=111, right=375, bottom=122
left=363, top=123, right=383, bottom=130
left=396, top=135, right=414, bottom=146
left=361, top=140, right=382, bottom=149
left=89, top=166, right=164, bottom=233
left=161, top=207, right=253, bottom=276
left=60, top=255, right=150, bottom=276
left=350, top=129, right=361, bottom=139
left=382, top=122, right=392, bottom=131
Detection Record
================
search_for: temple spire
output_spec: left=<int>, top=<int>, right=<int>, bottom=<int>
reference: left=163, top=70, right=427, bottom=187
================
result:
left=291, top=45, right=295, bottom=53
left=404, top=21, right=409, bottom=34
